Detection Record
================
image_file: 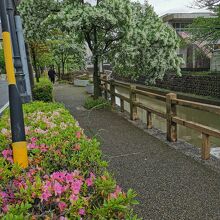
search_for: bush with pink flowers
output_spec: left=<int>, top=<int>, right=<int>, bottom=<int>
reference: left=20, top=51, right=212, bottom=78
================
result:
left=0, top=102, right=139, bottom=219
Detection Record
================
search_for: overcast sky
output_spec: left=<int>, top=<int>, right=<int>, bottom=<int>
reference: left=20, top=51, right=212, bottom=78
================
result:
left=85, top=0, right=210, bottom=16
left=139, top=0, right=210, bottom=15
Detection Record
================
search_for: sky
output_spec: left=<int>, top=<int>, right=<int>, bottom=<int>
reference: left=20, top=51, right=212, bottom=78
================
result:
left=88, top=0, right=210, bottom=16
left=139, top=0, right=210, bottom=15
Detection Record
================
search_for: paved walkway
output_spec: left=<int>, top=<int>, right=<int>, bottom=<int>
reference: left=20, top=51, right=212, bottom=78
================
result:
left=0, top=79, right=8, bottom=109
left=55, top=84, right=220, bottom=220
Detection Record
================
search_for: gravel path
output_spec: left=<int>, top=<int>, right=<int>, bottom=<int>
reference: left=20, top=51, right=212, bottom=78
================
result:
left=54, top=84, right=220, bottom=220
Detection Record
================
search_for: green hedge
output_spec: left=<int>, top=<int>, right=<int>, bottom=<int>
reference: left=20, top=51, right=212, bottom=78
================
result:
left=0, top=102, right=139, bottom=219
left=32, top=78, right=53, bottom=102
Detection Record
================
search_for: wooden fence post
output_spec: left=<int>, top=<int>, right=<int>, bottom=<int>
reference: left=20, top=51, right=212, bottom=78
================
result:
left=110, top=80, right=115, bottom=109
left=201, top=133, right=210, bottom=160
left=147, top=111, right=152, bottom=129
left=166, top=93, right=177, bottom=142
left=130, top=85, right=138, bottom=120
left=120, top=99, right=124, bottom=112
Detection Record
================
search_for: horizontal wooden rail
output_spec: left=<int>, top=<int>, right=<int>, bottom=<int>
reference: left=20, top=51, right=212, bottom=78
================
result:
left=172, top=98, right=220, bottom=115
left=99, top=78, right=220, bottom=160
left=113, top=81, right=130, bottom=89
left=134, top=88, right=166, bottom=102
left=114, top=92, right=130, bottom=103
left=134, top=101, right=166, bottom=119
left=172, top=116, right=220, bottom=139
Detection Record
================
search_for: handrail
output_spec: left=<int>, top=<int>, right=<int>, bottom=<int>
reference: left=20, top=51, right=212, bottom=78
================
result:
left=100, top=77, right=220, bottom=160
left=172, top=98, right=220, bottom=115
left=173, top=116, right=220, bottom=138
left=134, top=88, right=166, bottom=102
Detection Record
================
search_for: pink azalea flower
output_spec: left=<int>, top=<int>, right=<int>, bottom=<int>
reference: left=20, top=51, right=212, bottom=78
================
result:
left=41, top=191, right=52, bottom=201
left=2, top=149, right=13, bottom=163
left=60, top=217, right=68, bottom=220
left=85, top=172, right=96, bottom=187
left=53, top=181, right=64, bottom=196
left=79, top=208, right=86, bottom=216
left=71, top=180, right=83, bottom=195
left=2, top=205, right=8, bottom=213
left=76, top=131, right=81, bottom=139
left=70, top=194, right=78, bottom=202
left=58, top=202, right=67, bottom=212
left=65, top=173, right=74, bottom=183
left=74, top=144, right=81, bottom=151
left=31, top=137, right=38, bottom=143
left=110, top=185, right=122, bottom=199
left=2, top=149, right=12, bottom=158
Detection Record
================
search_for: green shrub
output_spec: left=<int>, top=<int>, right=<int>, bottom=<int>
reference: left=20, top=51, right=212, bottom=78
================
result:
left=0, top=102, right=139, bottom=219
left=84, top=97, right=110, bottom=110
left=32, top=78, right=53, bottom=102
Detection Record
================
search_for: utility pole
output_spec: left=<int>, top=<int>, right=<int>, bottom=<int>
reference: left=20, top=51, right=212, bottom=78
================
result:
left=6, top=0, right=30, bottom=103
left=0, top=0, right=28, bottom=168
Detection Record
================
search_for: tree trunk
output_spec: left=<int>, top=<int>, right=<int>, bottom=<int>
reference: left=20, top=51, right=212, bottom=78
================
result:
left=57, top=64, right=61, bottom=80
left=93, top=27, right=101, bottom=99
left=61, top=61, right=65, bottom=77
left=30, top=45, right=39, bottom=83
left=93, top=54, right=101, bottom=99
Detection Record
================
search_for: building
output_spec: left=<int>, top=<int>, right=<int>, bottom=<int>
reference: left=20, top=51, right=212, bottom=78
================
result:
left=162, top=12, right=216, bottom=71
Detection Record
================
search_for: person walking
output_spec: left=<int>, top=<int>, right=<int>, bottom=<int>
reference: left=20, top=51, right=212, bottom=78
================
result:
left=48, top=67, right=56, bottom=84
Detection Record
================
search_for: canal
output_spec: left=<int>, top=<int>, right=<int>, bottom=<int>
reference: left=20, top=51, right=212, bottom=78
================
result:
left=115, top=87, right=220, bottom=149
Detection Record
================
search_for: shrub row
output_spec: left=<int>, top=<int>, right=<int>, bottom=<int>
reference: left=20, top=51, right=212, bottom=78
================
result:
left=32, top=78, right=53, bottom=102
left=0, top=102, right=139, bottom=219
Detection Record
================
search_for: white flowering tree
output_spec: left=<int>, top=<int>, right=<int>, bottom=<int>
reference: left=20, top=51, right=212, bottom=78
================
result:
left=50, top=0, right=133, bottom=98
left=19, top=0, right=181, bottom=96
left=18, top=0, right=58, bottom=82
left=110, top=3, right=182, bottom=84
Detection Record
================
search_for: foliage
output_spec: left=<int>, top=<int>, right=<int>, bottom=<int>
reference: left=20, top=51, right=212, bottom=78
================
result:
left=18, top=0, right=58, bottom=42
left=84, top=97, right=110, bottom=110
left=32, top=78, right=53, bottom=102
left=111, top=3, right=182, bottom=85
left=0, top=49, right=5, bottom=75
left=0, top=102, right=139, bottom=219
left=48, top=34, right=85, bottom=76
left=193, top=0, right=220, bottom=9
left=49, top=0, right=133, bottom=98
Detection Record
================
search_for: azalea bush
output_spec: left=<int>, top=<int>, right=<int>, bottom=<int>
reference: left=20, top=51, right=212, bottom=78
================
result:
left=0, top=102, right=139, bottom=219
left=33, top=78, right=53, bottom=102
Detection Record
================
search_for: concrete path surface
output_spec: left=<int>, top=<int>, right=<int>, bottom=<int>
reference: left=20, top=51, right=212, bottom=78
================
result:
left=0, top=80, right=8, bottom=109
left=54, top=84, right=220, bottom=220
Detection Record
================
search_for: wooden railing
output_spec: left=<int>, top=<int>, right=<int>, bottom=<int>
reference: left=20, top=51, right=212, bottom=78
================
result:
left=100, top=77, right=220, bottom=160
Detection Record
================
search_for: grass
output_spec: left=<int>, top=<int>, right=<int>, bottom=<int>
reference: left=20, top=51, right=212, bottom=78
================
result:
left=84, top=97, right=110, bottom=110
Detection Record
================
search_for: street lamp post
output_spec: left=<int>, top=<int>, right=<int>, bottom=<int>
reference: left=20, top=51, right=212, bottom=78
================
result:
left=6, top=0, right=30, bottom=103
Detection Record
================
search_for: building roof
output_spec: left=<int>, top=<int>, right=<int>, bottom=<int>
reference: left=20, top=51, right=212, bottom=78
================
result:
left=162, top=12, right=215, bottom=22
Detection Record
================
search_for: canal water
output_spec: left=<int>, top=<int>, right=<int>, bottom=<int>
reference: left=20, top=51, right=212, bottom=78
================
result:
left=115, top=87, right=220, bottom=149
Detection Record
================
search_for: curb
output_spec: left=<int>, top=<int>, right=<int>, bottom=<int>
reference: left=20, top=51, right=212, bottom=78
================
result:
left=0, top=102, right=9, bottom=115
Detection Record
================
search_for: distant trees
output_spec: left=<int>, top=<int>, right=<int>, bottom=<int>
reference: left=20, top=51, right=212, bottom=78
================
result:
left=193, top=0, right=220, bottom=9
left=190, top=1, right=220, bottom=43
